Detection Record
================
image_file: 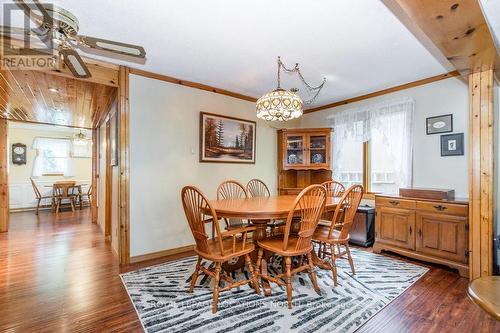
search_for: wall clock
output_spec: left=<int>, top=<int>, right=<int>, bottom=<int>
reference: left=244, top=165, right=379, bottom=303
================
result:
left=12, top=143, right=27, bottom=165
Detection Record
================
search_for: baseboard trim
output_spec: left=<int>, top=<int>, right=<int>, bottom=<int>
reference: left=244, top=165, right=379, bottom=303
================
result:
left=130, top=245, right=195, bottom=264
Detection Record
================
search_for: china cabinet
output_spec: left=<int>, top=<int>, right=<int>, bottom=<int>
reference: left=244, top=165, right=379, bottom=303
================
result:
left=277, top=128, right=332, bottom=195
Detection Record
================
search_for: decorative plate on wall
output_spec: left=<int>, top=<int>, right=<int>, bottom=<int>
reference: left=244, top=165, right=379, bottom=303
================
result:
left=426, top=114, right=453, bottom=135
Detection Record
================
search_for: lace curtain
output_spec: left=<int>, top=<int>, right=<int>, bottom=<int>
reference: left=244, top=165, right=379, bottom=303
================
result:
left=32, top=137, right=74, bottom=177
left=327, top=98, right=414, bottom=191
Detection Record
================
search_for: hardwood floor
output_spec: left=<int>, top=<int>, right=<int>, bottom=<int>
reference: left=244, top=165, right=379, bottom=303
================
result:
left=1, top=210, right=498, bottom=332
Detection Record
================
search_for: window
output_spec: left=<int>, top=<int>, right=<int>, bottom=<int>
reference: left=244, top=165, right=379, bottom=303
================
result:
left=329, top=99, right=414, bottom=194
left=332, top=139, right=364, bottom=188
left=32, top=138, right=74, bottom=177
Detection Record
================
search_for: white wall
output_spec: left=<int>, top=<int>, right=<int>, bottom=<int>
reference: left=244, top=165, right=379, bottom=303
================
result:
left=298, top=77, right=469, bottom=198
left=8, top=123, right=92, bottom=209
left=129, top=75, right=283, bottom=256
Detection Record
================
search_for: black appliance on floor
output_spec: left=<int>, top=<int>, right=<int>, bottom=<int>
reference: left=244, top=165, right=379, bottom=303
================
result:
left=349, top=205, right=375, bottom=247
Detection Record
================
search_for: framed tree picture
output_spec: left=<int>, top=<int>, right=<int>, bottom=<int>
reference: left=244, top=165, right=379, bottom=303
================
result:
left=200, top=112, right=256, bottom=163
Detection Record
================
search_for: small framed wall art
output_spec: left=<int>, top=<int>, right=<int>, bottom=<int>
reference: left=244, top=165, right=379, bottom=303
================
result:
left=440, top=133, right=464, bottom=156
left=426, top=114, right=453, bottom=135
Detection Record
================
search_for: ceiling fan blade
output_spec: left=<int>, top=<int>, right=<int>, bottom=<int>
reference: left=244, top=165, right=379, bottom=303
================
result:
left=0, top=25, right=32, bottom=39
left=13, top=0, right=53, bottom=33
left=77, top=35, right=146, bottom=58
left=60, top=48, right=92, bottom=78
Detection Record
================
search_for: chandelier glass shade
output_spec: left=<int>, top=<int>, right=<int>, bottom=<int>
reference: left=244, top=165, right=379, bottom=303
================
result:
left=256, top=57, right=325, bottom=122
left=256, top=88, right=304, bottom=121
left=73, top=131, right=88, bottom=146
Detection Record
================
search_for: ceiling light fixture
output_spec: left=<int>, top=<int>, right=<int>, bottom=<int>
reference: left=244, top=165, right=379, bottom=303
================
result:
left=73, top=130, right=88, bottom=146
left=256, top=57, right=326, bottom=121
left=48, top=87, right=59, bottom=93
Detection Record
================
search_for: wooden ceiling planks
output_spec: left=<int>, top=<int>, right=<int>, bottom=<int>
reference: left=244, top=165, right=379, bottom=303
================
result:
left=0, top=69, right=117, bottom=128
left=383, top=0, right=500, bottom=77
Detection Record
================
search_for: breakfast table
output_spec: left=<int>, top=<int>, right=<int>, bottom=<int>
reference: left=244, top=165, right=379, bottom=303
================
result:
left=209, top=195, right=339, bottom=295
left=45, top=182, right=88, bottom=210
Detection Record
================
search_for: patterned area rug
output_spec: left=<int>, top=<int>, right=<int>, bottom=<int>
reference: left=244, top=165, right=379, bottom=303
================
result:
left=121, top=248, right=428, bottom=333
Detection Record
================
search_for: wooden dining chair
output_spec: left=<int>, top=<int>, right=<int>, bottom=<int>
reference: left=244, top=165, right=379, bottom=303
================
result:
left=181, top=186, right=260, bottom=313
left=256, top=184, right=327, bottom=309
left=246, top=179, right=283, bottom=235
left=246, top=179, right=270, bottom=198
left=216, top=180, right=248, bottom=230
left=53, top=182, right=77, bottom=213
left=322, top=180, right=345, bottom=197
left=312, top=184, right=364, bottom=286
left=30, top=178, right=55, bottom=215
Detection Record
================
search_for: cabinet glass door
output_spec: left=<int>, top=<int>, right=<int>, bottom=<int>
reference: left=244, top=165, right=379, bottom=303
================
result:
left=309, top=135, right=328, bottom=166
left=285, top=135, right=305, bottom=166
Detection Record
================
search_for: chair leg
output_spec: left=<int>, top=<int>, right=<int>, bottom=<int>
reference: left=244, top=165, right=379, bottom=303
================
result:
left=345, top=243, right=355, bottom=275
left=189, top=256, right=202, bottom=293
left=256, top=247, right=263, bottom=274
left=70, top=198, right=75, bottom=212
left=36, top=198, right=40, bottom=215
left=212, top=262, right=221, bottom=313
left=245, top=254, right=260, bottom=295
left=56, top=199, right=61, bottom=213
left=330, top=244, right=338, bottom=286
left=285, top=256, right=293, bottom=309
left=306, top=252, right=321, bottom=295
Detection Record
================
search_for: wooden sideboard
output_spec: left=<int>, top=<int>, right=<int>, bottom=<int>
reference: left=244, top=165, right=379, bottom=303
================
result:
left=373, top=194, right=469, bottom=277
left=277, top=128, right=332, bottom=195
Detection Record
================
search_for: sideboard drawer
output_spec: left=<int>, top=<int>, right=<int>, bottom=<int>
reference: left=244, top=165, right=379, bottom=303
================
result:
left=376, top=197, right=416, bottom=209
left=416, top=201, right=468, bottom=216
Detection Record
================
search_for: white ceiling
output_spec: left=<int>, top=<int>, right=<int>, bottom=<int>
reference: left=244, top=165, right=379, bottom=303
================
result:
left=1, top=0, right=450, bottom=107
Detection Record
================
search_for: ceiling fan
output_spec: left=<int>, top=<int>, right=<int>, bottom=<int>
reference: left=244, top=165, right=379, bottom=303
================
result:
left=1, top=0, right=146, bottom=78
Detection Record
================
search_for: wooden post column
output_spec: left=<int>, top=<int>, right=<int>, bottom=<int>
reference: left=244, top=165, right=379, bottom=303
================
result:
left=468, top=69, right=494, bottom=279
left=118, top=66, right=130, bottom=265
left=0, top=118, right=8, bottom=232
left=91, top=128, right=98, bottom=224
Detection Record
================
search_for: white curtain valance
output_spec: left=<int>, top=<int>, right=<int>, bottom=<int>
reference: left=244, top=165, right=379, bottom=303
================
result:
left=327, top=98, right=415, bottom=189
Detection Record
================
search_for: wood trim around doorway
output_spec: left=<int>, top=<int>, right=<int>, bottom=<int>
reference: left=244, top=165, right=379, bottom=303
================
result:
left=118, top=66, right=131, bottom=265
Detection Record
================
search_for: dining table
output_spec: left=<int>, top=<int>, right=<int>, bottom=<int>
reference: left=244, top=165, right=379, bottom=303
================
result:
left=45, top=182, right=88, bottom=210
left=209, top=194, right=340, bottom=296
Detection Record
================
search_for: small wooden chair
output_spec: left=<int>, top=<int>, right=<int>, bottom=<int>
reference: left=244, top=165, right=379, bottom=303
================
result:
left=53, top=182, right=78, bottom=213
left=256, top=184, right=327, bottom=308
left=181, top=186, right=260, bottom=313
left=216, top=180, right=248, bottom=230
left=30, top=178, right=55, bottom=215
left=78, top=185, right=93, bottom=207
left=313, top=184, right=364, bottom=286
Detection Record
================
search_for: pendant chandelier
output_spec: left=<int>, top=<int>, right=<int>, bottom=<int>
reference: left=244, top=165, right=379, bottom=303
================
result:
left=256, top=57, right=326, bottom=121
left=73, top=130, right=88, bottom=146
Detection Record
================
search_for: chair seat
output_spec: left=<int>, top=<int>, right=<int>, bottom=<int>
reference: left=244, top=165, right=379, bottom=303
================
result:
left=257, top=235, right=312, bottom=256
left=195, top=236, right=255, bottom=262
left=313, top=225, right=349, bottom=243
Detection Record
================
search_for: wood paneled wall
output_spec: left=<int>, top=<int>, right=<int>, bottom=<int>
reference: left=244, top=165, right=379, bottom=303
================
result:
left=468, top=69, right=494, bottom=279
